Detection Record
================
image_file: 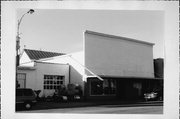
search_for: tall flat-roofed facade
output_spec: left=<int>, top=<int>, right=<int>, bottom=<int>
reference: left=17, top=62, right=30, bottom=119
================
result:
left=84, top=30, right=154, bottom=78
left=84, top=31, right=162, bottom=100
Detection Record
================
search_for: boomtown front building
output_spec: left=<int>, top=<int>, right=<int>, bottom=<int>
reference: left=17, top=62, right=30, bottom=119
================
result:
left=17, top=30, right=163, bottom=100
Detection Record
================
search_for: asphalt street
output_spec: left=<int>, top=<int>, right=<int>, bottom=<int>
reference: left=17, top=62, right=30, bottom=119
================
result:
left=19, top=104, right=163, bottom=114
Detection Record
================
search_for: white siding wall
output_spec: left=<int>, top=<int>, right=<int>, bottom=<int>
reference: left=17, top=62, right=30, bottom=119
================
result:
left=35, top=62, right=69, bottom=97
left=84, top=31, right=154, bottom=78
left=69, top=66, right=84, bottom=91
left=20, top=52, right=34, bottom=67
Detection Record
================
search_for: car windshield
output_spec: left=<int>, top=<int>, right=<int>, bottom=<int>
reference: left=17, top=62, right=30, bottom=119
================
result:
left=24, top=89, right=34, bottom=96
left=16, top=89, right=23, bottom=96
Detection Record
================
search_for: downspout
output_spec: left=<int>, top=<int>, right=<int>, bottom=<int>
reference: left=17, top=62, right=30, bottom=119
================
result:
left=68, top=64, right=71, bottom=84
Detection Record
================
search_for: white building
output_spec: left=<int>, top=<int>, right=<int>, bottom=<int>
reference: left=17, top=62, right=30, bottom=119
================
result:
left=18, top=30, right=162, bottom=100
left=17, top=49, right=68, bottom=97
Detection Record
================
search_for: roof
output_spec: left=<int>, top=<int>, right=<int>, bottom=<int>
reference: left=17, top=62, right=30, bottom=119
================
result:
left=18, top=66, right=36, bottom=70
left=87, top=75, right=163, bottom=80
left=24, top=49, right=65, bottom=60
left=85, top=30, right=154, bottom=46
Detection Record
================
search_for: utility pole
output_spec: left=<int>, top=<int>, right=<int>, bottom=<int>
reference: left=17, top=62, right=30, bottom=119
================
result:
left=16, top=9, right=35, bottom=88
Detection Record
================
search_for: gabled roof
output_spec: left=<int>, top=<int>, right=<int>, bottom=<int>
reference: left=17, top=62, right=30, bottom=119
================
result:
left=24, top=49, right=65, bottom=60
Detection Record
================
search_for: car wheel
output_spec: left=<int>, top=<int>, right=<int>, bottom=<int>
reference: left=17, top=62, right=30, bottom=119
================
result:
left=24, top=102, right=32, bottom=110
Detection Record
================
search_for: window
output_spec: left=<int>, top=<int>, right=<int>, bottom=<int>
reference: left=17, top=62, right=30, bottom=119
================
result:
left=23, top=89, right=34, bottom=96
left=91, top=80, right=103, bottom=95
left=16, top=89, right=23, bottom=96
left=16, top=89, right=34, bottom=96
left=17, top=73, right=26, bottom=79
left=43, top=75, right=65, bottom=90
left=90, top=79, right=116, bottom=95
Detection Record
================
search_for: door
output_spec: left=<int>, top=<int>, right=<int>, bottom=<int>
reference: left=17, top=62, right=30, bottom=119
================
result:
left=17, top=73, right=26, bottom=88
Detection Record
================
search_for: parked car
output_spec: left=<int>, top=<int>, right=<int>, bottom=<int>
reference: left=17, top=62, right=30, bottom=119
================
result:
left=52, top=92, right=68, bottom=102
left=16, top=88, right=37, bottom=110
left=144, top=92, right=158, bottom=101
left=144, top=92, right=163, bottom=101
left=144, top=86, right=163, bottom=101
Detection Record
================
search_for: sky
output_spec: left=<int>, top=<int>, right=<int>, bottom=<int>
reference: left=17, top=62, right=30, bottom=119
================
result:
left=17, top=9, right=164, bottom=58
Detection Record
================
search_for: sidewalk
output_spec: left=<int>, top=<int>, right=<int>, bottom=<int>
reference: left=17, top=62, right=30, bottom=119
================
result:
left=16, top=100, right=163, bottom=111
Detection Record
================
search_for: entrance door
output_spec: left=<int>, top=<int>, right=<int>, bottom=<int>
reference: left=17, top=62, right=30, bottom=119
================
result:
left=18, top=79, right=25, bottom=88
left=17, top=73, right=26, bottom=88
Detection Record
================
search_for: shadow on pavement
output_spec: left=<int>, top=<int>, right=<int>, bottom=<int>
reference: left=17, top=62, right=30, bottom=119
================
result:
left=16, top=100, right=163, bottom=112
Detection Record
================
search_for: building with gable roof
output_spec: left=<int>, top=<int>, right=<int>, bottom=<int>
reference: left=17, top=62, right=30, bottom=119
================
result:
left=19, top=49, right=65, bottom=67
left=17, top=49, right=68, bottom=97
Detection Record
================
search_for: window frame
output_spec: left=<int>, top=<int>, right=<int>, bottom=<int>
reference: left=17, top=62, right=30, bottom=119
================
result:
left=89, top=78, right=116, bottom=96
left=43, top=75, right=65, bottom=90
left=17, top=73, right=26, bottom=88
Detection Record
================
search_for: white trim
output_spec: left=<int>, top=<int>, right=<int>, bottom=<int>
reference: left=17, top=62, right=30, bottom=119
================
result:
left=18, top=66, right=36, bottom=70
left=35, top=61, right=69, bottom=65
left=38, top=53, right=74, bottom=62
left=85, top=30, right=155, bottom=46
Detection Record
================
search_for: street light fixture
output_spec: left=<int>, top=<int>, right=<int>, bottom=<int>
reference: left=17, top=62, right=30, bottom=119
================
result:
left=16, top=9, right=35, bottom=66
left=16, top=9, right=35, bottom=88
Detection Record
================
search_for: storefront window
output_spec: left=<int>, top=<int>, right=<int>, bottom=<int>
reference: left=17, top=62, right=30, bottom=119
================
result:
left=90, top=79, right=116, bottom=95
left=91, top=80, right=103, bottom=95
